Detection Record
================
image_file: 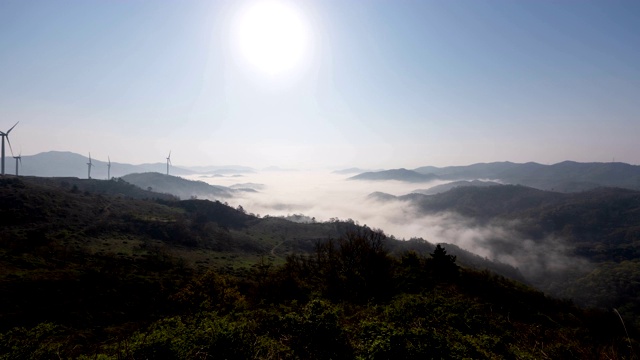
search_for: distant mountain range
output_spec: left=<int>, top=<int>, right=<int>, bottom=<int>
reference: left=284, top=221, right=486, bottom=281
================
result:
left=14, top=152, right=640, bottom=193
left=14, top=151, right=256, bottom=178
left=351, top=161, right=640, bottom=192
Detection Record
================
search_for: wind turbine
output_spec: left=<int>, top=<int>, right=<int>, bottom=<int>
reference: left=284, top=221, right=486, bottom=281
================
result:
left=166, top=150, right=171, bottom=175
left=87, top=153, right=94, bottom=179
left=13, top=151, right=22, bottom=176
left=107, top=156, right=111, bottom=180
left=0, top=122, right=18, bottom=175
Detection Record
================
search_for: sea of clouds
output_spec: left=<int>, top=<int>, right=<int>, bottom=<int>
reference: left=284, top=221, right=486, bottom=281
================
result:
left=188, top=170, right=590, bottom=283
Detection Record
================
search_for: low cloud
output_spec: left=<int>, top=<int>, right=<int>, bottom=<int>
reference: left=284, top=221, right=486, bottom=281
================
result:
left=188, top=171, right=591, bottom=284
left=394, top=210, right=591, bottom=282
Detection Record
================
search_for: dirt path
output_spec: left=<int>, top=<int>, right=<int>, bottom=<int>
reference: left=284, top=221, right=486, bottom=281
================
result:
left=270, top=241, right=283, bottom=256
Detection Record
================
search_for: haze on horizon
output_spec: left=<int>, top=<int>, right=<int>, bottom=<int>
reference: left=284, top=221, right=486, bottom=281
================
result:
left=1, top=1, right=639, bottom=169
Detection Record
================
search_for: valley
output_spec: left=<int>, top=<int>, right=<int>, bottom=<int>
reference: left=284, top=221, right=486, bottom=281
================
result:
left=1, top=167, right=639, bottom=358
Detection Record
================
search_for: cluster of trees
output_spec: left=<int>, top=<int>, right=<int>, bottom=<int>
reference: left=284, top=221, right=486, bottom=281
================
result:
left=3, top=229, right=634, bottom=359
left=256, top=229, right=459, bottom=304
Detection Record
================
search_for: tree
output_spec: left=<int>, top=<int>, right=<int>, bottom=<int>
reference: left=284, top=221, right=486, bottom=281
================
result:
left=428, top=244, right=459, bottom=279
left=283, top=229, right=395, bottom=303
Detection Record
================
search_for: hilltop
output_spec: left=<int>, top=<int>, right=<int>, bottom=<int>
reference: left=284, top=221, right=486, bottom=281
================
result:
left=349, top=168, right=439, bottom=182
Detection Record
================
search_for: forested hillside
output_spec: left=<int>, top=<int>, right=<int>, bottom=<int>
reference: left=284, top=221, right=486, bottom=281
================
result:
left=0, top=177, right=637, bottom=359
left=375, top=184, right=640, bottom=331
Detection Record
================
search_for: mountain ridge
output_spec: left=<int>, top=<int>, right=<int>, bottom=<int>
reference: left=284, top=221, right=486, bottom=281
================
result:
left=18, top=151, right=195, bottom=178
left=353, top=161, right=640, bottom=192
left=120, top=172, right=245, bottom=200
left=349, top=168, right=439, bottom=182
left=13, top=151, right=268, bottom=178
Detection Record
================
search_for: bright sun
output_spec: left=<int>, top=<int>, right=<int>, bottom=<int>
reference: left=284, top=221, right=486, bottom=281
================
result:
left=233, top=0, right=310, bottom=76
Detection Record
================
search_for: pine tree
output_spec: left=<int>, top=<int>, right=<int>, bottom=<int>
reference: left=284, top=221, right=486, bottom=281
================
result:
left=429, top=244, right=459, bottom=278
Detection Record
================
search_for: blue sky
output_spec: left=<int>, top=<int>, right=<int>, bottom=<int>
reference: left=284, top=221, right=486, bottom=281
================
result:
left=1, top=0, right=639, bottom=168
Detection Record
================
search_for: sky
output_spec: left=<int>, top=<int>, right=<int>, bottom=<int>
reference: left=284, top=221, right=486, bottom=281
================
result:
left=1, top=0, right=639, bottom=169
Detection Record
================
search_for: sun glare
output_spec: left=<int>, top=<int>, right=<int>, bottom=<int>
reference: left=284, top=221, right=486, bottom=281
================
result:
left=233, top=0, right=311, bottom=76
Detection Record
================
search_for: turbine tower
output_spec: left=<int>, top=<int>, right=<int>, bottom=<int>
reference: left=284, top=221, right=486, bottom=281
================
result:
left=107, top=156, right=111, bottom=180
left=166, top=150, right=171, bottom=175
left=13, top=152, right=21, bottom=176
left=87, top=153, right=94, bottom=179
left=0, top=122, right=18, bottom=175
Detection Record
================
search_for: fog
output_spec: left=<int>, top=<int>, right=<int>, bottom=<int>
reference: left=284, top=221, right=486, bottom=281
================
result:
left=187, top=170, right=589, bottom=282
left=188, top=171, right=445, bottom=232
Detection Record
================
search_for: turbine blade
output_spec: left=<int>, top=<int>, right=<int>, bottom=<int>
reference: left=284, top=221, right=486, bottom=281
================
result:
left=6, top=121, right=18, bottom=134
left=6, top=136, right=14, bottom=157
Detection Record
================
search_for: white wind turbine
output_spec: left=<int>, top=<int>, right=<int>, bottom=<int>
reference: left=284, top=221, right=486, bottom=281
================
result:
left=13, top=151, right=22, bottom=176
left=107, top=156, right=111, bottom=180
left=87, top=153, right=94, bottom=179
left=0, top=122, right=18, bottom=175
left=166, top=150, right=171, bottom=175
